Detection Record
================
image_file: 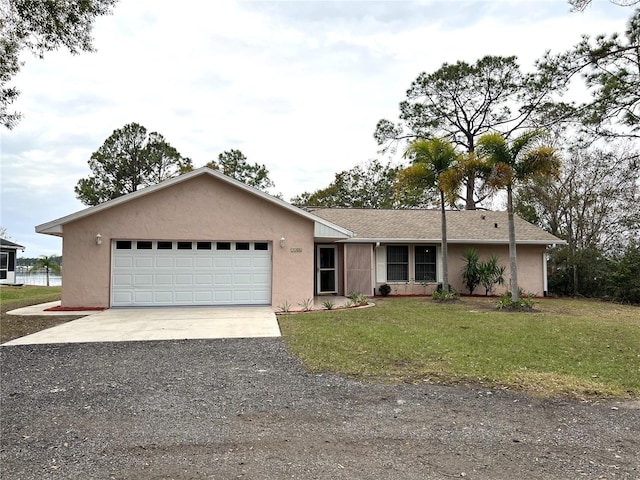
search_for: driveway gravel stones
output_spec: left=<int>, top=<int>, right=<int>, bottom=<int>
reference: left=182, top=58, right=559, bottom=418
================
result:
left=1, top=338, right=638, bottom=479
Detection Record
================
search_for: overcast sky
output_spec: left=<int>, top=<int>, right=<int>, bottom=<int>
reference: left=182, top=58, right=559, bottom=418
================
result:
left=0, top=0, right=632, bottom=257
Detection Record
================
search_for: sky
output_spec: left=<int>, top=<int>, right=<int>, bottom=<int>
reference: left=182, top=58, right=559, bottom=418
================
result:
left=0, top=0, right=633, bottom=257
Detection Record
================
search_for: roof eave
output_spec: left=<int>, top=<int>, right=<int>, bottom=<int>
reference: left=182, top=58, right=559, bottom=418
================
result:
left=34, top=167, right=354, bottom=238
left=339, top=238, right=566, bottom=246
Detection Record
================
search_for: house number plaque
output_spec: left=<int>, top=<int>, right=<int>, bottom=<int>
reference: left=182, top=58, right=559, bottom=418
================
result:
left=290, top=248, right=302, bottom=253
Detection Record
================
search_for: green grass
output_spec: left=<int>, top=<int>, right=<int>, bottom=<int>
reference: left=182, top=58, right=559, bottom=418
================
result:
left=278, top=297, right=640, bottom=399
left=1, top=285, right=62, bottom=310
left=0, top=285, right=80, bottom=343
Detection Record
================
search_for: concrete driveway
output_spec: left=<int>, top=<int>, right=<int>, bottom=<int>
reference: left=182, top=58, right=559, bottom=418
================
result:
left=2, top=305, right=280, bottom=346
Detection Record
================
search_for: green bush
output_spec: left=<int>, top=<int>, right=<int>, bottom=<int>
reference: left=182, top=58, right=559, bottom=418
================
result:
left=379, top=284, right=391, bottom=296
left=496, top=292, right=535, bottom=310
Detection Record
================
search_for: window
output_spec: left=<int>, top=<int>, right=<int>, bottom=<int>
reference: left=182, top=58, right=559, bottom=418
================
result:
left=157, top=241, right=173, bottom=250
left=216, top=242, right=231, bottom=250
left=136, top=241, right=152, bottom=250
left=177, top=242, right=192, bottom=250
left=254, top=242, right=269, bottom=251
left=116, top=241, right=132, bottom=249
left=235, top=242, right=250, bottom=250
left=196, top=242, right=212, bottom=250
left=0, top=252, right=7, bottom=280
left=387, top=246, right=408, bottom=282
left=415, top=246, right=436, bottom=282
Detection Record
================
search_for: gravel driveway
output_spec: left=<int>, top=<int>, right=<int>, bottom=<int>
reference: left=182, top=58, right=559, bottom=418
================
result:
left=1, top=338, right=638, bottom=479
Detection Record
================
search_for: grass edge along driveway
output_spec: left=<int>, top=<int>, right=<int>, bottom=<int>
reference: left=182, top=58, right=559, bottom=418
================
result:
left=278, top=297, right=639, bottom=400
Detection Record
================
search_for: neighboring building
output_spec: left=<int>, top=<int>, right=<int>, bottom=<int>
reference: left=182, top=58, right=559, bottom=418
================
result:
left=35, top=168, right=563, bottom=308
left=0, top=238, right=25, bottom=285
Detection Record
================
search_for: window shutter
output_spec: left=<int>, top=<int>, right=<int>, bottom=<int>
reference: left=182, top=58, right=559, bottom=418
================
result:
left=375, top=246, right=386, bottom=283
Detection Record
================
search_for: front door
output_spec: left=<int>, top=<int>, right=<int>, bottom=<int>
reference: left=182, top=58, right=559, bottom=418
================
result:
left=317, top=245, right=337, bottom=294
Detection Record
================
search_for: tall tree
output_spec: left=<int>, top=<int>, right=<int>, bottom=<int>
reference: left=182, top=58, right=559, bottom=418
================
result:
left=1, top=0, right=117, bottom=129
left=515, top=142, right=640, bottom=295
left=478, top=131, right=560, bottom=302
left=400, top=138, right=460, bottom=292
left=569, top=0, right=639, bottom=12
left=291, top=159, right=416, bottom=208
left=29, top=255, right=61, bottom=287
left=75, top=123, right=192, bottom=206
left=538, top=9, right=639, bottom=139
left=375, top=56, right=566, bottom=209
left=206, top=149, right=275, bottom=192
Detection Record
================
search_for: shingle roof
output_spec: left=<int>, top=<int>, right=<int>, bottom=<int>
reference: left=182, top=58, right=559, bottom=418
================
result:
left=309, top=208, right=564, bottom=245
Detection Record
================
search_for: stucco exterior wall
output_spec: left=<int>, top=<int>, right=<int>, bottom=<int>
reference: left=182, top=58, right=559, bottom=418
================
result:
left=447, top=244, right=547, bottom=296
left=372, top=243, right=547, bottom=297
left=61, top=175, right=314, bottom=308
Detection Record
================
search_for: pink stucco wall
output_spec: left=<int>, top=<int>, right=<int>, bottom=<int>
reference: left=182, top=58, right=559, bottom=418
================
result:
left=447, top=244, right=547, bottom=296
left=373, top=243, right=547, bottom=297
left=61, top=175, right=315, bottom=308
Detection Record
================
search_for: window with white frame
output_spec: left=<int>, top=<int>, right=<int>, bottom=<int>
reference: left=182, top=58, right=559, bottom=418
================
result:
left=386, top=245, right=408, bottom=282
left=415, top=246, right=436, bottom=282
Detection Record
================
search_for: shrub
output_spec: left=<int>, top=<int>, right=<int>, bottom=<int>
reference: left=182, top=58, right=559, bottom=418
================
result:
left=322, top=300, right=335, bottom=310
left=461, top=248, right=480, bottom=294
left=432, top=288, right=459, bottom=302
left=277, top=300, right=291, bottom=313
left=496, top=292, right=535, bottom=310
left=298, top=298, right=314, bottom=312
left=379, top=283, right=391, bottom=296
left=348, top=291, right=369, bottom=306
left=478, top=255, right=506, bottom=296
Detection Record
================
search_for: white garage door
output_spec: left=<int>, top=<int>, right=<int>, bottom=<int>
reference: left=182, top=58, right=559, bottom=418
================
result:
left=111, top=240, right=271, bottom=306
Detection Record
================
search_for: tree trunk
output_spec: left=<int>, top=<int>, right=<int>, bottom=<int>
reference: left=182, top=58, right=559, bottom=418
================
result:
left=440, top=189, right=449, bottom=293
left=507, top=185, right=519, bottom=302
left=465, top=172, right=476, bottom=210
left=45, top=266, right=50, bottom=287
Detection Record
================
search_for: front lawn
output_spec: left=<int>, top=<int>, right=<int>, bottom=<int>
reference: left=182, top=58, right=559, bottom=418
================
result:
left=0, top=286, right=80, bottom=343
left=278, top=297, right=640, bottom=399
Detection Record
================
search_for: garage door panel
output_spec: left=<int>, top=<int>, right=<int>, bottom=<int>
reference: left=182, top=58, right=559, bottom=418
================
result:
left=215, top=257, right=233, bottom=268
left=234, top=257, right=252, bottom=268
left=195, top=274, right=214, bottom=285
left=214, top=290, right=233, bottom=302
left=234, top=273, right=252, bottom=285
left=195, top=257, right=213, bottom=268
left=154, top=274, right=173, bottom=285
left=253, top=273, right=271, bottom=286
left=176, top=274, right=193, bottom=285
left=195, top=291, right=214, bottom=302
left=112, top=241, right=271, bottom=306
left=253, top=257, right=271, bottom=268
left=175, top=291, right=193, bottom=302
left=135, top=291, right=155, bottom=303
left=215, top=273, right=233, bottom=285
left=135, top=257, right=153, bottom=268
left=155, top=257, right=174, bottom=268
left=113, top=274, right=133, bottom=286
left=113, top=291, right=133, bottom=304
left=176, top=257, right=193, bottom=268
left=114, top=256, right=134, bottom=268
left=134, top=274, right=153, bottom=286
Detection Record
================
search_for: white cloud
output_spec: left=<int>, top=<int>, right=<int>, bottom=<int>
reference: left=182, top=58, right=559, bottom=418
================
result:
left=0, top=0, right=633, bottom=256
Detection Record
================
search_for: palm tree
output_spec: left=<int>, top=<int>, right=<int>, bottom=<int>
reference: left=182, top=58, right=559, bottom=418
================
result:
left=400, top=138, right=460, bottom=293
left=477, top=131, right=560, bottom=302
left=29, top=255, right=61, bottom=287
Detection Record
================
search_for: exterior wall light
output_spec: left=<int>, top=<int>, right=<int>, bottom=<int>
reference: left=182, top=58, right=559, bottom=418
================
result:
left=95, top=233, right=102, bottom=245
left=279, top=236, right=286, bottom=248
